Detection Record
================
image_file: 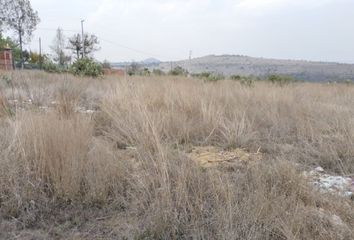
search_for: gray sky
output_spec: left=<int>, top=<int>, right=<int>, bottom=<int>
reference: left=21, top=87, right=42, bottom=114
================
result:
left=24, top=0, right=354, bottom=63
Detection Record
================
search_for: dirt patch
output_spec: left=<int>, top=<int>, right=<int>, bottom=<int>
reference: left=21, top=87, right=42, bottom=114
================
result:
left=188, top=146, right=262, bottom=168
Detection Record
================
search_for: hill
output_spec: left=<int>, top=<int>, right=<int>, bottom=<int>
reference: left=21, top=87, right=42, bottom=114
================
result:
left=111, top=58, right=161, bottom=69
left=158, top=55, right=354, bottom=82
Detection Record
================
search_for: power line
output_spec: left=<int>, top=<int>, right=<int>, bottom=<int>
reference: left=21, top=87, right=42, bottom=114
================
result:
left=36, top=27, right=173, bottom=59
left=99, top=38, right=170, bottom=59
left=36, top=27, right=80, bottom=33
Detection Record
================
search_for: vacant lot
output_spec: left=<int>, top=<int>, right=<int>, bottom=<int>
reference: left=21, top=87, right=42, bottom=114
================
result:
left=0, top=71, right=353, bottom=239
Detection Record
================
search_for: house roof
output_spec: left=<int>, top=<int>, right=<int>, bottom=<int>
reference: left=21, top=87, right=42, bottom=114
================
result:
left=1, top=44, right=12, bottom=50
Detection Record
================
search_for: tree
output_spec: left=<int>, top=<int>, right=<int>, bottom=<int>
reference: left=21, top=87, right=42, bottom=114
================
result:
left=0, top=0, right=6, bottom=35
left=1, top=0, right=40, bottom=69
left=68, top=33, right=100, bottom=59
left=68, top=34, right=82, bottom=59
left=82, top=33, right=100, bottom=57
left=50, top=28, right=70, bottom=67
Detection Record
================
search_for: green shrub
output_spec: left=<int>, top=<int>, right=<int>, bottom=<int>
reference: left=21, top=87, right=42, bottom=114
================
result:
left=70, top=58, right=103, bottom=77
left=192, top=72, right=225, bottom=82
left=267, top=74, right=294, bottom=86
left=240, top=78, right=254, bottom=87
left=43, top=59, right=62, bottom=73
left=169, top=66, right=188, bottom=76
left=230, top=75, right=242, bottom=81
left=342, top=79, right=354, bottom=85
left=152, top=69, right=165, bottom=76
left=205, top=73, right=225, bottom=82
left=141, top=68, right=151, bottom=76
left=230, top=75, right=255, bottom=87
left=198, top=72, right=212, bottom=79
left=127, top=62, right=140, bottom=76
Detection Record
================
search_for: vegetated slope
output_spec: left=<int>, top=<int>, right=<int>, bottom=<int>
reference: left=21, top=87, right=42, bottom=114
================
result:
left=159, top=55, right=354, bottom=82
left=111, top=58, right=161, bottom=69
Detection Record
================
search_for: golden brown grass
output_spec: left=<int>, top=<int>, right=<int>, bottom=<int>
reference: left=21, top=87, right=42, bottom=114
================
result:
left=0, top=71, right=353, bottom=239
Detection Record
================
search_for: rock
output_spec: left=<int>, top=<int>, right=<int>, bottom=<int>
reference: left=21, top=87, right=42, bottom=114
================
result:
left=344, top=191, right=353, bottom=198
left=305, top=168, right=354, bottom=198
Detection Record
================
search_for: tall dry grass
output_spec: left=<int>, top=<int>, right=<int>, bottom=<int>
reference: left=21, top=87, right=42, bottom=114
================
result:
left=0, top=71, right=353, bottom=239
left=101, top=78, right=354, bottom=173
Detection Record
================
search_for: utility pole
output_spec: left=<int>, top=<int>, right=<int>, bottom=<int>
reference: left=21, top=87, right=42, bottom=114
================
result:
left=81, top=19, right=85, bottom=58
left=39, top=37, right=42, bottom=70
left=19, top=29, right=24, bottom=69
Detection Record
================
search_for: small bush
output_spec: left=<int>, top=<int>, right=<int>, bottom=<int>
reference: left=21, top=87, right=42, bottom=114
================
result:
left=70, top=58, right=103, bottom=77
left=152, top=69, right=165, bottom=76
left=267, top=74, right=294, bottom=86
left=127, top=62, right=140, bottom=76
left=141, top=68, right=151, bottom=76
left=192, top=72, right=225, bottom=82
left=230, top=75, right=255, bottom=87
left=230, top=75, right=242, bottom=81
left=205, top=73, right=225, bottom=82
left=43, top=60, right=62, bottom=73
left=192, top=72, right=212, bottom=79
left=169, top=66, right=188, bottom=76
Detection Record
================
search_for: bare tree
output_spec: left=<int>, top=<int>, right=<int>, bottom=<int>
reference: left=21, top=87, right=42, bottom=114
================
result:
left=82, top=33, right=100, bottom=57
left=1, top=0, right=40, bottom=69
left=50, top=28, right=70, bottom=67
left=68, top=33, right=100, bottom=59
left=68, top=34, right=82, bottom=60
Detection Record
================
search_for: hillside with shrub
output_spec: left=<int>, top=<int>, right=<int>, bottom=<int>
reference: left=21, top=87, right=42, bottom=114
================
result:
left=158, top=55, right=354, bottom=82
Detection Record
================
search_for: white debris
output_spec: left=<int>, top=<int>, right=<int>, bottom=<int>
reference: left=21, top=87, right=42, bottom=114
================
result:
left=84, top=110, right=95, bottom=114
left=8, top=99, right=18, bottom=104
left=75, top=107, right=96, bottom=114
left=39, top=106, right=49, bottom=111
left=344, top=191, right=353, bottom=197
left=126, top=146, right=137, bottom=150
left=304, top=167, right=354, bottom=198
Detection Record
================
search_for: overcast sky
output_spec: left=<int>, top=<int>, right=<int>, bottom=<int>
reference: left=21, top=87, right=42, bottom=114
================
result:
left=23, top=0, right=354, bottom=63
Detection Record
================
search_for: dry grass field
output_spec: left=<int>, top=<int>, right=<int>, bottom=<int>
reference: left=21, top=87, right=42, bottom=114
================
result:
left=0, top=71, right=353, bottom=239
